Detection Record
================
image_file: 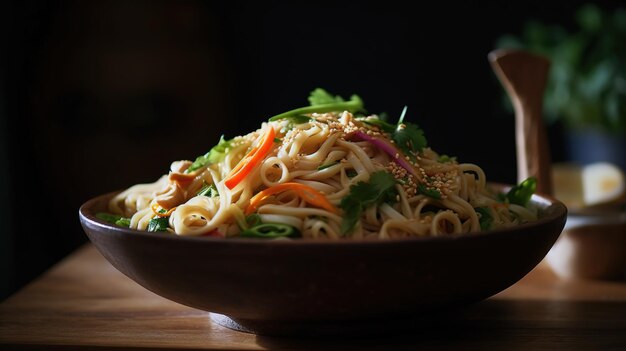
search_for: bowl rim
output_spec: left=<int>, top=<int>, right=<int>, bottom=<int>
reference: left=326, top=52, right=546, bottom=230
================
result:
left=79, top=182, right=567, bottom=247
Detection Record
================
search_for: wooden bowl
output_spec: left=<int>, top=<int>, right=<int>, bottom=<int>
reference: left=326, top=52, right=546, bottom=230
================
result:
left=545, top=210, right=626, bottom=280
left=79, top=185, right=567, bottom=337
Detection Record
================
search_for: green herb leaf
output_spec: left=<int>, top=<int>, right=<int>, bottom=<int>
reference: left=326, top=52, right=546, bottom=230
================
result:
left=475, top=207, right=493, bottom=231
left=360, top=108, right=428, bottom=159
left=96, top=212, right=131, bottom=228
left=495, top=4, right=626, bottom=134
left=360, top=117, right=396, bottom=133
left=114, top=218, right=131, bottom=227
left=186, top=135, right=235, bottom=173
left=418, top=184, right=441, bottom=199
left=272, top=115, right=313, bottom=130
left=438, top=154, right=457, bottom=163
left=318, top=161, right=339, bottom=170
left=340, top=171, right=398, bottom=235
left=346, top=169, right=358, bottom=178
left=245, top=214, right=262, bottom=228
left=197, top=183, right=219, bottom=197
left=506, top=177, right=537, bottom=206
left=268, top=89, right=364, bottom=122
left=394, top=121, right=427, bottom=160
left=147, top=217, right=170, bottom=232
left=308, top=88, right=345, bottom=105
left=240, top=223, right=299, bottom=238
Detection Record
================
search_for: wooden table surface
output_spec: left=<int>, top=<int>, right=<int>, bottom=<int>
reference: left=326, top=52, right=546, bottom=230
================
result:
left=1, top=243, right=625, bottom=350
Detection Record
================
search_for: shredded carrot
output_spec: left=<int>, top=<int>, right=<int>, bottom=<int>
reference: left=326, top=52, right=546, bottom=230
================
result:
left=224, top=126, right=275, bottom=190
left=151, top=203, right=177, bottom=217
left=246, top=182, right=338, bottom=215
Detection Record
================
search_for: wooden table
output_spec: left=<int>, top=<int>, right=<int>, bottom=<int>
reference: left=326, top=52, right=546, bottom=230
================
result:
left=1, top=243, right=625, bottom=350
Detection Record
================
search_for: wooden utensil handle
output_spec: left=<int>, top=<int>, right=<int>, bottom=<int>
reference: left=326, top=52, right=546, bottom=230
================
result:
left=489, top=49, right=553, bottom=195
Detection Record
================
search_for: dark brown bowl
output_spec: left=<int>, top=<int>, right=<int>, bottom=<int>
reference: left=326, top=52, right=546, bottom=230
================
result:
left=79, top=184, right=567, bottom=337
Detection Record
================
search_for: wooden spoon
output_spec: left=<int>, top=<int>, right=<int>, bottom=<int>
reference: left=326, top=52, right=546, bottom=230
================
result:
left=488, top=49, right=553, bottom=195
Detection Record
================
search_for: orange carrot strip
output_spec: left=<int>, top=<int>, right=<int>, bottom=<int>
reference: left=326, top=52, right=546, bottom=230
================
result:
left=245, top=182, right=338, bottom=215
left=224, top=126, right=275, bottom=189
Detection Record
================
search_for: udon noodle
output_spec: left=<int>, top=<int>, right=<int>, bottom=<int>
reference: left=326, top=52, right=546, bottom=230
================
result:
left=106, top=93, right=537, bottom=240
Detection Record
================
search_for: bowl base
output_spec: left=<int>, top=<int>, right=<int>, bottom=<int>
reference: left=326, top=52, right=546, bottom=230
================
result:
left=210, top=310, right=462, bottom=338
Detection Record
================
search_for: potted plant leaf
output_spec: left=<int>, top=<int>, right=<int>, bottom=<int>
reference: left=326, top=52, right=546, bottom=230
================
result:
left=495, top=3, right=626, bottom=280
left=495, top=3, right=626, bottom=172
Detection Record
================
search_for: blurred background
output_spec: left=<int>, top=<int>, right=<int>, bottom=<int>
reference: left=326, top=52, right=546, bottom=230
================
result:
left=1, top=0, right=623, bottom=300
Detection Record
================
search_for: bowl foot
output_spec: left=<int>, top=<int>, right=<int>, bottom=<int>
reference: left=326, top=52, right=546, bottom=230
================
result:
left=210, top=311, right=459, bottom=338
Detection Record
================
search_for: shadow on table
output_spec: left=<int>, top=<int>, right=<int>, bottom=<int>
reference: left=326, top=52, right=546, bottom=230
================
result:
left=253, top=299, right=626, bottom=350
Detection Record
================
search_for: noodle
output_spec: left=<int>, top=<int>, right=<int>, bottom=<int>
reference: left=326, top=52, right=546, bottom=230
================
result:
left=105, top=107, right=538, bottom=240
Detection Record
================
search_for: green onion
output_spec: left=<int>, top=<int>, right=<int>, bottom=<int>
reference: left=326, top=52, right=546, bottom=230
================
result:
left=240, top=223, right=299, bottom=238
left=147, top=217, right=169, bottom=232
left=197, top=183, right=218, bottom=197
left=506, top=177, right=537, bottom=206
left=475, top=207, right=493, bottom=231
left=96, top=212, right=131, bottom=228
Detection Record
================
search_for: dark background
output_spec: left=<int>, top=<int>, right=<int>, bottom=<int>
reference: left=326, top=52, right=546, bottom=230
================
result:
left=0, top=0, right=615, bottom=300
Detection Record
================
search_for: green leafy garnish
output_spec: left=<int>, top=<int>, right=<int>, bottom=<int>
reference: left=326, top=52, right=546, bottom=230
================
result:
left=268, top=88, right=365, bottom=122
left=318, top=161, right=339, bottom=170
left=393, top=107, right=427, bottom=160
left=438, top=154, right=457, bottom=163
left=346, top=169, right=358, bottom=178
left=340, top=171, right=398, bottom=235
left=115, top=218, right=131, bottom=227
left=240, top=223, right=299, bottom=238
left=308, top=88, right=347, bottom=105
left=506, top=177, right=537, bottom=206
left=418, top=184, right=442, bottom=199
left=361, top=117, right=396, bottom=133
left=96, top=212, right=131, bottom=228
left=197, top=183, right=219, bottom=197
left=245, top=214, right=262, bottom=228
left=274, top=115, right=312, bottom=130
left=360, top=106, right=428, bottom=160
left=475, top=207, right=493, bottom=231
left=147, top=217, right=169, bottom=232
left=186, top=135, right=235, bottom=173
left=234, top=211, right=263, bottom=231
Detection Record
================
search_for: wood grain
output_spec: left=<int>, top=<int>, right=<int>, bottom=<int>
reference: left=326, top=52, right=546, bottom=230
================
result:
left=489, top=49, right=554, bottom=196
left=1, top=244, right=626, bottom=350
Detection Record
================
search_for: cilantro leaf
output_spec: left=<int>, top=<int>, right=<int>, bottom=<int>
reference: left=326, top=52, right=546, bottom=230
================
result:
left=268, top=88, right=364, bottom=122
left=186, top=135, right=235, bottom=173
left=339, top=171, right=398, bottom=235
left=360, top=107, right=428, bottom=160
left=308, top=88, right=345, bottom=105
left=394, top=122, right=427, bottom=160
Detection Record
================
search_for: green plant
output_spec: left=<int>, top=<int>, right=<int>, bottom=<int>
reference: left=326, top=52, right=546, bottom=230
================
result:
left=495, top=3, right=626, bottom=134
